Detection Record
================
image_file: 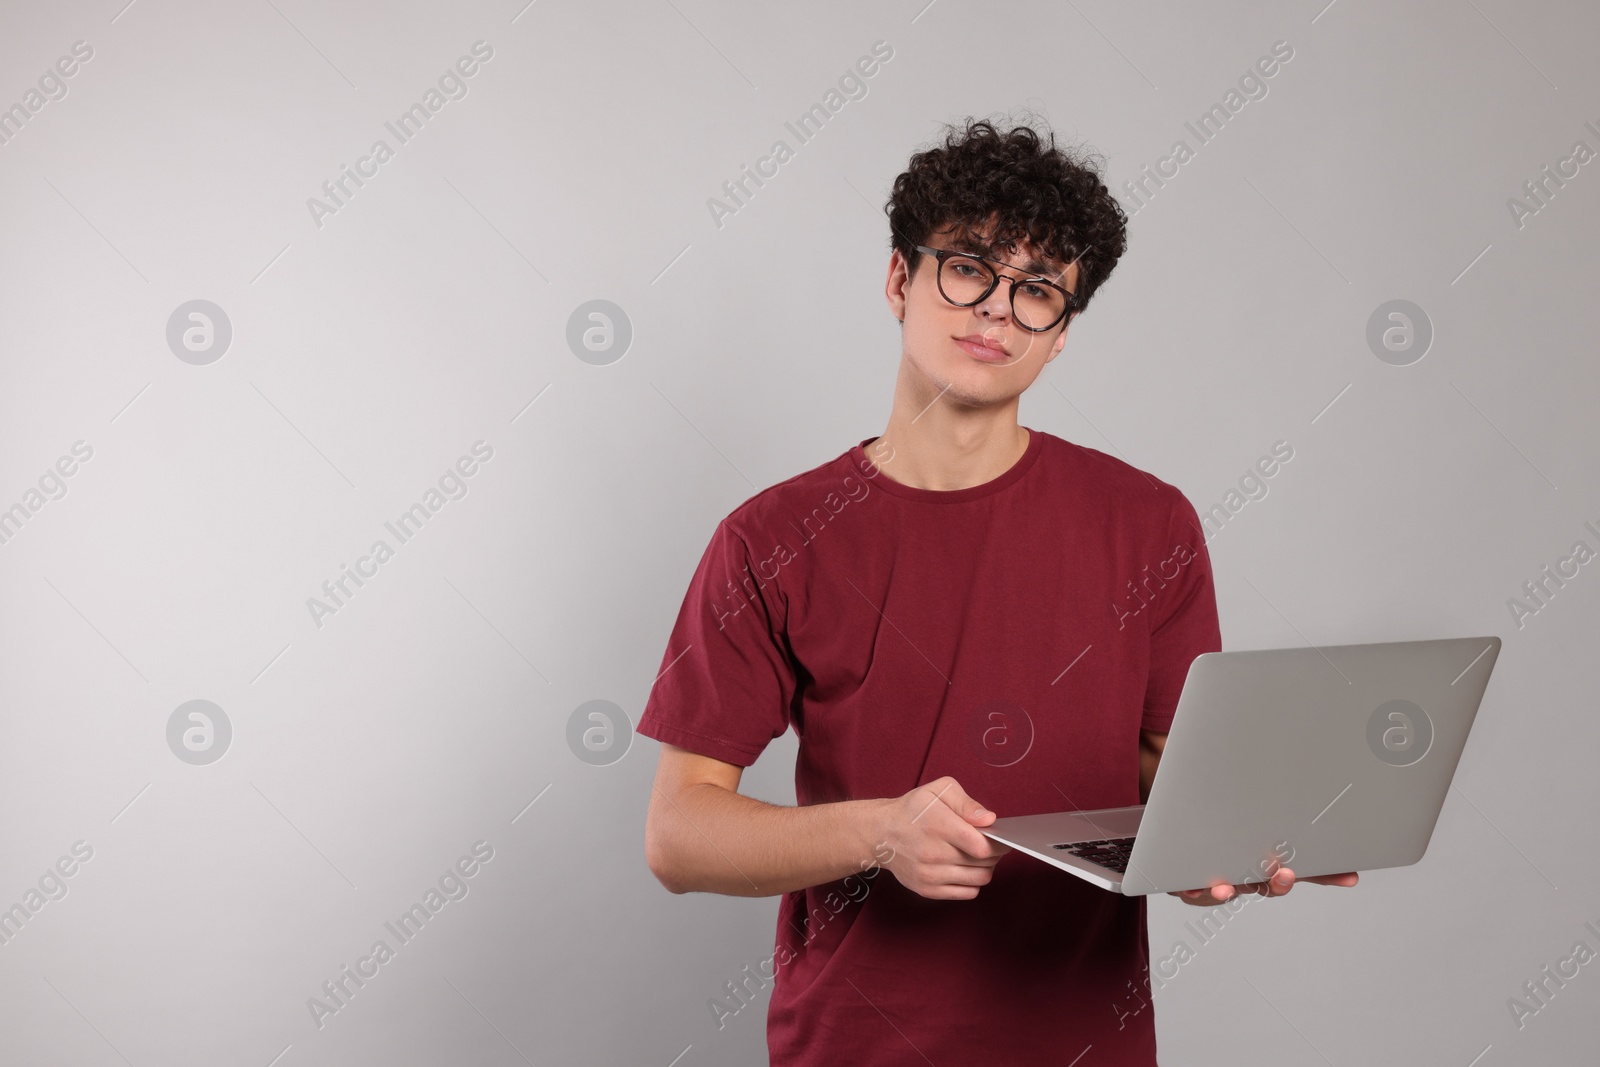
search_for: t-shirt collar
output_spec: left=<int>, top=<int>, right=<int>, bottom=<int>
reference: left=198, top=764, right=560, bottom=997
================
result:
left=848, top=427, right=1044, bottom=503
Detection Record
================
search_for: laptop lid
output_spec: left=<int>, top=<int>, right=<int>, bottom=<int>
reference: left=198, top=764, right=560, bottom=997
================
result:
left=1116, top=636, right=1501, bottom=895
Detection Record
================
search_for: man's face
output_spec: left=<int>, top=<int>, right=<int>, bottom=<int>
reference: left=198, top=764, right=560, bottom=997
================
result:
left=885, top=223, right=1079, bottom=409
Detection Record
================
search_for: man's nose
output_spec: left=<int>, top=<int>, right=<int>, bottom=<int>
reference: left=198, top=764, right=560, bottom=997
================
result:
left=976, top=281, right=1012, bottom=320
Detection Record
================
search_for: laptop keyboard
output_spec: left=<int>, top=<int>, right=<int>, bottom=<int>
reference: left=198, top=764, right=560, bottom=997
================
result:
left=1052, top=836, right=1136, bottom=873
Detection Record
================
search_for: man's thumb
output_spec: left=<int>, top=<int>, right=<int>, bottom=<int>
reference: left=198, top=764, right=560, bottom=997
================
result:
left=960, top=792, right=994, bottom=823
left=929, top=777, right=994, bottom=822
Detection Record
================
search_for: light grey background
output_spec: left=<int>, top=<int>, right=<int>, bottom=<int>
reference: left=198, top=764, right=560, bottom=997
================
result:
left=1, top=0, right=1595, bottom=1063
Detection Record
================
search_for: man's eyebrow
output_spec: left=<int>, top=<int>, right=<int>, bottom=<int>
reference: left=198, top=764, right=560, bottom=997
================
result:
left=949, top=234, right=1063, bottom=280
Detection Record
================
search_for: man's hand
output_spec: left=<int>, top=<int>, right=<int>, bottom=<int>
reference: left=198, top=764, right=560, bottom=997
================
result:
left=872, top=776, right=1011, bottom=900
left=1170, top=868, right=1359, bottom=905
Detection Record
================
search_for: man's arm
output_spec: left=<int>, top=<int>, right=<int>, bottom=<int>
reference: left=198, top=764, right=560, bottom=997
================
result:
left=644, top=742, right=1009, bottom=899
left=644, top=743, right=884, bottom=896
left=1139, top=728, right=1166, bottom=805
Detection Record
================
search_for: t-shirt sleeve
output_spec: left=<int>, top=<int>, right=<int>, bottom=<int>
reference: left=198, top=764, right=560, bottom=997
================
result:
left=1141, top=488, right=1223, bottom=733
left=635, top=518, right=798, bottom=767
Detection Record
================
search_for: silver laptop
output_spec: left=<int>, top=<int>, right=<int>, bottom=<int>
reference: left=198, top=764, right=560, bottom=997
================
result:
left=979, top=636, right=1501, bottom=895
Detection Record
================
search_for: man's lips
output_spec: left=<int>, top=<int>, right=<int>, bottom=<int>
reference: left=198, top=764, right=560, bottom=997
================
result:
left=955, top=335, right=1010, bottom=362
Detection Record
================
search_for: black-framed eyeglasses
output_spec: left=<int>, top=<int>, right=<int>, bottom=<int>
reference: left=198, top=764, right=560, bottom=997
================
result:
left=914, top=244, right=1078, bottom=332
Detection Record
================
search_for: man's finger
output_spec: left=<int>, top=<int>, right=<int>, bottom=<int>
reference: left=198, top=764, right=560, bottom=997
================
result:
left=930, top=795, right=1007, bottom=858
left=955, top=840, right=1011, bottom=863
left=955, top=824, right=1009, bottom=860
left=927, top=862, right=1001, bottom=887
left=1175, top=867, right=1360, bottom=903
left=920, top=802, right=1009, bottom=862
left=1176, top=883, right=1233, bottom=902
left=1226, top=870, right=1290, bottom=898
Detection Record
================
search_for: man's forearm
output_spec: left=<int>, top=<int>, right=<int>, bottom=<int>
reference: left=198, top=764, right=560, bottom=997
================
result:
left=649, top=782, right=889, bottom=897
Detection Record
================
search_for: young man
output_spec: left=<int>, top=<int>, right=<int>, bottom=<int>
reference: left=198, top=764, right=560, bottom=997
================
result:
left=640, top=117, right=1355, bottom=1065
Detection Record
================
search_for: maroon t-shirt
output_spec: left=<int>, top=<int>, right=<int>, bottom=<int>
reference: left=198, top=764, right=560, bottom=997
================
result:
left=638, top=427, right=1222, bottom=1065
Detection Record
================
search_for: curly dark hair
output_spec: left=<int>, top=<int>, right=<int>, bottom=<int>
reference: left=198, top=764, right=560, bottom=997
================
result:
left=886, top=113, right=1128, bottom=320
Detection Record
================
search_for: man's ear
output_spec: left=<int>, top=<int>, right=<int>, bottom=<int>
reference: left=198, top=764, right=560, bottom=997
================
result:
left=885, top=249, right=911, bottom=323
left=1043, top=321, right=1071, bottom=362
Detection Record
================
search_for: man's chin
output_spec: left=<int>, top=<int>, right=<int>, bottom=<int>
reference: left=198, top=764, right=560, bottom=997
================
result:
left=936, top=378, right=1023, bottom=411
left=905, top=352, right=1028, bottom=408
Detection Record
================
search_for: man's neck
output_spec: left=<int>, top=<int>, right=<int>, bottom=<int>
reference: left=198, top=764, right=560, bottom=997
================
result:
left=868, top=370, right=1030, bottom=492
